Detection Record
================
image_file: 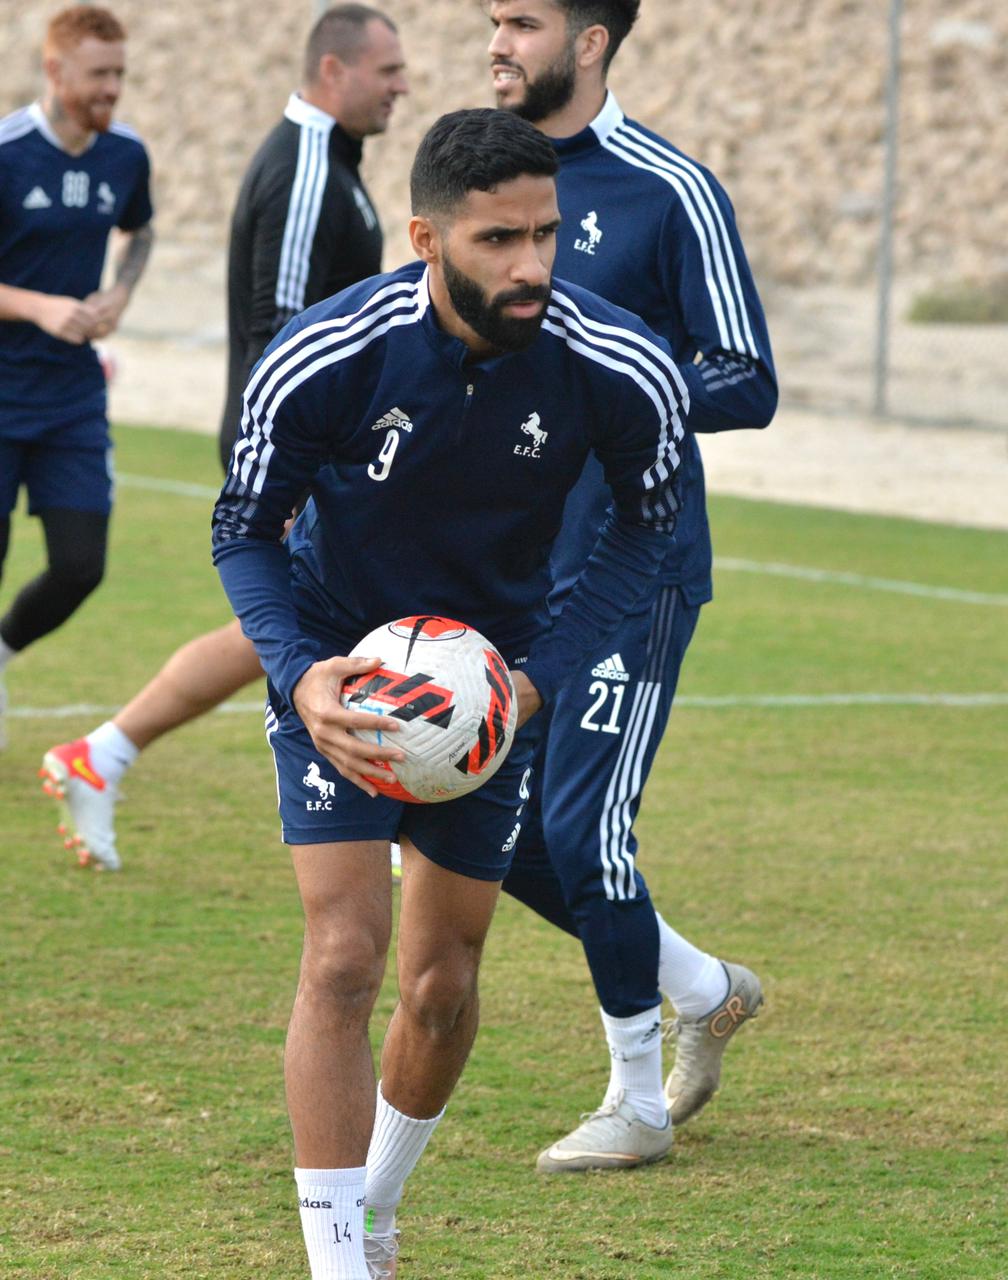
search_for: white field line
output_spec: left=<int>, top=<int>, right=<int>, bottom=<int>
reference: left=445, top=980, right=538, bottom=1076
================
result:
left=9, top=693, right=1008, bottom=721
left=716, top=557, right=1008, bottom=607
left=118, top=472, right=220, bottom=500
left=118, top=472, right=1008, bottom=608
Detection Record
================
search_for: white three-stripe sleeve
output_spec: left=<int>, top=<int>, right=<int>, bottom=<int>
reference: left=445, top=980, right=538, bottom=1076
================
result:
left=275, top=126, right=330, bottom=315
left=603, top=126, right=760, bottom=360
left=544, top=289, right=689, bottom=528
left=225, top=283, right=425, bottom=517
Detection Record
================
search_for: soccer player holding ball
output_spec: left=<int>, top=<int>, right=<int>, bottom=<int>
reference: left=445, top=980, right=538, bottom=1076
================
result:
left=212, top=108, right=697, bottom=1278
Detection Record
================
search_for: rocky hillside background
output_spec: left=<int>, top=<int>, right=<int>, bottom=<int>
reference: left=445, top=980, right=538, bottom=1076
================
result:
left=3, top=1, right=1005, bottom=289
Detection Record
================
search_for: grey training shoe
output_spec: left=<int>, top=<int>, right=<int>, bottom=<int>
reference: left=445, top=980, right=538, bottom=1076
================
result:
left=364, top=1226, right=399, bottom=1278
left=536, top=1091, right=673, bottom=1173
left=663, top=960, right=764, bottom=1126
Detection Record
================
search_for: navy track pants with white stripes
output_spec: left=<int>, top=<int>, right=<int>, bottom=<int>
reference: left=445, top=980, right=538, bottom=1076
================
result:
left=502, top=584, right=701, bottom=1018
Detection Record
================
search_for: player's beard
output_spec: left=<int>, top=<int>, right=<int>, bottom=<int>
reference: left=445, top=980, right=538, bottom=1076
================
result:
left=63, top=93, right=115, bottom=135
left=443, top=253, right=550, bottom=353
left=496, top=43, right=577, bottom=124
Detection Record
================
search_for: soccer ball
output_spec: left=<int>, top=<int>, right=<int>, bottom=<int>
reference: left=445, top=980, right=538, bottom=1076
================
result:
left=340, top=616, right=517, bottom=803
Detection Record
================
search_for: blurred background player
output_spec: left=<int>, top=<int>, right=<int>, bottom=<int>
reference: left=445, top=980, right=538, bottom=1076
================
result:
left=0, top=5, right=153, bottom=750
left=485, top=0, right=778, bottom=1168
left=40, top=3, right=408, bottom=869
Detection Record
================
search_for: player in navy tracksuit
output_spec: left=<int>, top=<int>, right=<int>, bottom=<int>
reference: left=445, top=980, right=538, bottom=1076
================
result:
left=488, top=0, right=777, bottom=1171
left=39, top=6, right=408, bottom=872
left=0, top=6, right=152, bottom=745
left=212, top=109, right=695, bottom=1278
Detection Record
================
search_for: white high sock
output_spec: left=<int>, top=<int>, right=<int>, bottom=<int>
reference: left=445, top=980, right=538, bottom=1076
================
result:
left=85, top=721, right=139, bottom=784
left=364, top=1082, right=444, bottom=1230
left=655, top=911, right=729, bottom=1018
left=0, top=637, right=16, bottom=673
left=294, top=1166, right=367, bottom=1280
left=600, top=1004, right=667, bottom=1128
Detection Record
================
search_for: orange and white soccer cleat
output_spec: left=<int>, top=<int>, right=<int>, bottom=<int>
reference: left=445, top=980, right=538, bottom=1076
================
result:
left=39, top=738, right=121, bottom=871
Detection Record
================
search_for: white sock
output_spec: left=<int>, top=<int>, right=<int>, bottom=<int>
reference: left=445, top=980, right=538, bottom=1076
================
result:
left=85, top=721, right=139, bottom=784
left=294, top=1166, right=367, bottom=1280
left=364, top=1082, right=444, bottom=1229
left=0, top=637, right=16, bottom=673
left=656, top=912, right=729, bottom=1019
left=600, top=1004, right=667, bottom=1128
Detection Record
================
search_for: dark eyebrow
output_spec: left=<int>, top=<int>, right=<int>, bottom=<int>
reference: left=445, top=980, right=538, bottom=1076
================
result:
left=474, top=218, right=561, bottom=242
left=474, top=225, right=523, bottom=242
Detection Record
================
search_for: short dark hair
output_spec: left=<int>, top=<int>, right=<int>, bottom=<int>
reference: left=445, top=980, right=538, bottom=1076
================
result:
left=410, top=109, right=559, bottom=218
left=554, top=0, right=640, bottom=68
left=304, top=4, right=396, bottom=81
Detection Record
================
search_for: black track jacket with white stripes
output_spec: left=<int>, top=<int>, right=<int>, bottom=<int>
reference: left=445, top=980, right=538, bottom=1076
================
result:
left=212, top=263, right=698, bottom=709
left=220, top=94, right=382, bottom=464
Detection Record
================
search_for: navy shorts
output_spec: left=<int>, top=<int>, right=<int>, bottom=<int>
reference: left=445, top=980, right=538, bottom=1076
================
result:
left=0, top=417, right=113, bottom=517
left=265, top=682, right=538, bottom=882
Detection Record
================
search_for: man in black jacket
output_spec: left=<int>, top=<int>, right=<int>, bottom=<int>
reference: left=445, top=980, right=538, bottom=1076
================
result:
left=221, top=2, right=408, bottom=467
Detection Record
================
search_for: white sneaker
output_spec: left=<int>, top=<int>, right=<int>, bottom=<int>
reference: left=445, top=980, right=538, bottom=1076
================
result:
left=663, top=961, right=763, bottom=1125
left=39, top=738, right=121, bottom=871
left=363, top=1226, right=399, bottom=1278
left=536, top=1091, right=673, bottom=1173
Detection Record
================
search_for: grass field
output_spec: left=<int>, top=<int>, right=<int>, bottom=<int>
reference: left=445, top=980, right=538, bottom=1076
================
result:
left=1, top=423, right=1006, bottom=1279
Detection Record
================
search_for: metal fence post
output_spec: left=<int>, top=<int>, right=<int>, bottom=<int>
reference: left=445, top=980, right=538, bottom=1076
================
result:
left=873, top=0, right=903, bottom=418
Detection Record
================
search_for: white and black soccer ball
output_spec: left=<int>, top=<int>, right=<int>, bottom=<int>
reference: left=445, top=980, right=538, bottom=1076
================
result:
left=340, top=616, right=517, bottom=803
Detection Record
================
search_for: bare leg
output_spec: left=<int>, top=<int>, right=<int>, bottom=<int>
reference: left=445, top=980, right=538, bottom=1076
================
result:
left=379, top=837, right=501, bottom=1118
left=286, top=840, right=393, bottom=1167
left=115, top=618, right=263, bottom=749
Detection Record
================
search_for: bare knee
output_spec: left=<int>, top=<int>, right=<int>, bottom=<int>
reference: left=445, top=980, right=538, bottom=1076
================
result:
left=400, top=948, right=482, bottom=1039
left=299, top=922, right=387, bottom=1022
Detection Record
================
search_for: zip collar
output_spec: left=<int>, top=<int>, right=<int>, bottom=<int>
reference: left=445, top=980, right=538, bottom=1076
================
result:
left=284, top=93, right=364, bottom=167
left=416, top=267, right=530, bottom=374
left=548, top=91, right=624, bottom=158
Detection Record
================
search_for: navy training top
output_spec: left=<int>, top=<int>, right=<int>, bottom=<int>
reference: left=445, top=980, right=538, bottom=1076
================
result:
left=548, top=93, right=777, bottom=607
left=212, top=261, right=697, bottom=707
left=0, top=103, right=152, bottom=436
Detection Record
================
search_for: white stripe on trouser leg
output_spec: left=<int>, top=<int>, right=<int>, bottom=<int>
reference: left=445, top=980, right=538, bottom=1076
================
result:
left=599, top=680, right=661, bottom=900
left=644, top=588, right=677, bottom=683
left=597, top=680, right=648, bottom=899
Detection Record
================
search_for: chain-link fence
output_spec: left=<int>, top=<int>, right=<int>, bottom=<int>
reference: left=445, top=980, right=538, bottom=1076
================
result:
left=764, top=2, right=1007, bottom=431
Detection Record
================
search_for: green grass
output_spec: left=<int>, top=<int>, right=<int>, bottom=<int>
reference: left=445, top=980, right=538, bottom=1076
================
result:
left=2, top=424, right=1006, bottom=1279
left=907, top=277, right=1008, bottom=325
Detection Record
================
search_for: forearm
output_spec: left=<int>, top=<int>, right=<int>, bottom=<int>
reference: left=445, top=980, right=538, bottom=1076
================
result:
left=111, top=223, right=154, bottom=300
left=0, top=282, right=47, bottom=324
left=684, top=353, right=778, bottom=434
left=213, top=538, right=319, bottom=706
left=523, top=517, right=672, bottom=704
